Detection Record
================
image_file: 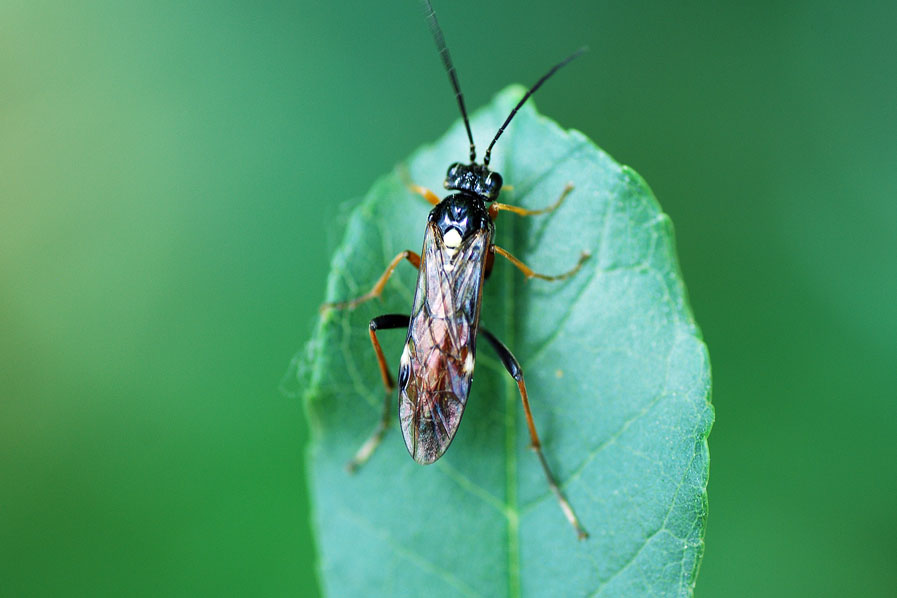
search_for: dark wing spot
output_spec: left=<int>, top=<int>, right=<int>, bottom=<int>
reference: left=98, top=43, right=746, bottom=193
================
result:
left=398, top=359, right=411, bottom=389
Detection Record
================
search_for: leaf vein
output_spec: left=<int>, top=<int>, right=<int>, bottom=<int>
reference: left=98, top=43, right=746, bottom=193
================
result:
left=436, top=461, right=507, bottom=515
left=337, top=507, right=485, bottom=598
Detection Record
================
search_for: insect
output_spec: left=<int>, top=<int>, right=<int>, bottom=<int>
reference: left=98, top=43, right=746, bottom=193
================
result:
left=322, top=0, right=590, bottom=539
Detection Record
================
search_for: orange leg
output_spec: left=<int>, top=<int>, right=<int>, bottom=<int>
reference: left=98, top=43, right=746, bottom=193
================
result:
left=408, top=183, right=441, bottom=206
left=398, top=164, right=441, bottom=206
left=489, top=182, right=574, bottom=220
left=346, top=314, right=410, bottom=472
left=321, top=250, right=421, bottom=311
left=493, top=245, right=589, bottom=282
left=479, top=327, right=588, bottom=540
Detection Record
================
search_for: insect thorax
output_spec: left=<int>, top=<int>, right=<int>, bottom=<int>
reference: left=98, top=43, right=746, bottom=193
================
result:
left=428, top=193, right=493, bottom=246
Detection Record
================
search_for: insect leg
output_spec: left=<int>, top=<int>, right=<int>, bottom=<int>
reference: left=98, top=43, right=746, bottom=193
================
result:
left=479, top=327, right=589, bottom=540
left=347, top=313, right=411, bottom=472
left=398, top=164, right=441, bottom=205
left=408, top=183, right=441, bottom=206
left=489, top=182, right=573, bottom=220
left=492, top=245, right=590, bottom=282
left=321, top=251, right=421, bottom=311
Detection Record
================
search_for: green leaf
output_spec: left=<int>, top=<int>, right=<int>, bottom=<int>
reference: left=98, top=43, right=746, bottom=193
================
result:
left=299, top=86, right=713, bottom=598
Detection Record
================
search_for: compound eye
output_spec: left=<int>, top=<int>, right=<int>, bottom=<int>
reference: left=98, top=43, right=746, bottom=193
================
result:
left=446, top=162, right=463, bottom=178
left=485, top=172, right=503, bottom=197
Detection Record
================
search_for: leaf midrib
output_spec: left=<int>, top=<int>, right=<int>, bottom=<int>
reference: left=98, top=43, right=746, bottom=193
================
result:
left=499, top=113, right=522, bottom=598
left=501, top=205, right=520, bottom=598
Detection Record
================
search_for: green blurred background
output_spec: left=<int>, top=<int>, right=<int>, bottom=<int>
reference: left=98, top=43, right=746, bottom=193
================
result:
left=2, top=1, right=894, bottom=596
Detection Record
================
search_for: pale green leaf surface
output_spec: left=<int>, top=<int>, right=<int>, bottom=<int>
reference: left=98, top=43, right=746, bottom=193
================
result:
left=299, top=86, right=713, bottom=598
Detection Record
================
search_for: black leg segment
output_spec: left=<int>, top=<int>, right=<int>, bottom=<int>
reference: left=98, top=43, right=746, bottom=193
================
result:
left=479, top=327, right=523, bottom=380
left=371, top=314, right=412, bottom=330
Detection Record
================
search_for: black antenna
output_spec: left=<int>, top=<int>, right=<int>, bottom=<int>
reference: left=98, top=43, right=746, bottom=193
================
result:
left=484, top=47, right=587, bottom=167
left=424, top=0, right=477, bottom=163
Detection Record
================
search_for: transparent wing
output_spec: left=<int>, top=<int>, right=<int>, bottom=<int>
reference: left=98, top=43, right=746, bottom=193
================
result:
left=398, top=223, right=490, bottom=464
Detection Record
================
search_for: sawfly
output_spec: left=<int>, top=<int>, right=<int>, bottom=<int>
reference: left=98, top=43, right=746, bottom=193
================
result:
left=322, top=0, right=590, bottom=539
